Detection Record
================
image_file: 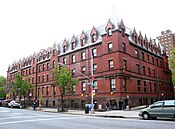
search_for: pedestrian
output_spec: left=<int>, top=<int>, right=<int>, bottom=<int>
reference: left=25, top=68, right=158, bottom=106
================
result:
left=106, top=102, right=110, bottom=111
left=33, top=101, right=37, bottom=111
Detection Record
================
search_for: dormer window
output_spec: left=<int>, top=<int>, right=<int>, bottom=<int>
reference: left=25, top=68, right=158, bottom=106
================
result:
left=72, top=42, right=76, bottom=50
left=81, top=38, right=85, bottom=46
left=108, top=28, right=112, bottom=36
left=92, top=34, right=96, bottom=42
left=63, top=46, right=67, bottom=53
left=53, top=49, right=56, bottom=56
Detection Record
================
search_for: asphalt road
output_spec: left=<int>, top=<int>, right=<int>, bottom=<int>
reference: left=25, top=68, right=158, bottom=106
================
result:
left=0, top=107, right=175, bottom=129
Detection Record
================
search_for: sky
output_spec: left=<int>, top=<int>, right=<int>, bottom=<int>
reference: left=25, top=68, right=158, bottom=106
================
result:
left=0, top=0, right=175, bottom=77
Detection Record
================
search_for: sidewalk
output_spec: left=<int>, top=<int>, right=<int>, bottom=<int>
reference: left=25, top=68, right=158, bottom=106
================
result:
left=38, top=107, right=141, bottom=119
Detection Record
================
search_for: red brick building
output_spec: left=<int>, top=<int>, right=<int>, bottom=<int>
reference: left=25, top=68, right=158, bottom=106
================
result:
left=6, top=15, right=174, bottom=109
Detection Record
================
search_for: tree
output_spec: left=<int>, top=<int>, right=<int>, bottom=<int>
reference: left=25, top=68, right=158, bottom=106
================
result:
left=53, top=65, right=78, bottom=111
left=169, top=47, right=175, bottom=84
left=10, top=74, right=33, bottom=107
left=0, top=76, right=6, bottom=99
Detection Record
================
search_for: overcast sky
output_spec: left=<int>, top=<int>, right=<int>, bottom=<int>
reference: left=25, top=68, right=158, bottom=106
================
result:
left=0, top=0, right=175, bottom=77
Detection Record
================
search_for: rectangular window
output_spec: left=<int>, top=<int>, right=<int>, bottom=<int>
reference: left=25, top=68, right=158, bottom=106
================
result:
left=122, top=43, right=126, bottom=52
left=93, top=64, right=97, bottom=73
left=29, top=69, right=31, bottom=75
left=81, top=66, right=86, bottom=74
left=53, top=86, right=56, bottom=96
left=92, top=34, right=96, bottom=42
left=147, top=54, right=149, bottom=62
left=123, top=59, right=127, bottom=70
left=32, top=67, right=35, bottom=73
left=42, top=75, right=44, bottom=82
left=142, top=66, right=145, bottom=75
left=32, top=77, right=34, bottom=84
left=72, top=55, right=75, bottom=63
left=148, top=68, right=151, bottom=76
left=81, top=38, right=85, bottom=46
left=38, top=87, right=40, bottom=97
left=141, top=52, right=144, bottom=60
left=81, top=51, right=86, bottom=60
left=149, top=82, right=152, bottom=93
left=72, top=42, right=76, bottom=50
left=63, top=57, right=67, bottom=64
left=108, top=28, right=112, bottom=36
left=46, top=74, right=49, bottom=82
left=72, top=68, right=75, bottom=77
left=110, top=78, right=116, bottom=92
left=109, top=60, right=114, bottom=70
left=160, top=60, right=163, bottom=67
left=53, top=60, right=56, bottom=68
left=152, top=57, right=154, bottom=64
left=92, top=48, right=97, bottom=57
left=82, top=81, right=86, bottom=94
left=143, top=81, right=146, bottom=93
left=38, top=65, right=41, bottom=72
left=42, top=87, right=44, bottom=95
left=47, top=63, right=50, bottom=70
left=136, top=64, right=140, bottom=73
left=137, top=80, right=141, bottom=92
left=154, top=83, right=157, bottom=93
left=156, top=59, right=158, bottom=66
left=93, top=80, right=98, bottom=93
left=123, top=78, right=126, bottom=91
left=72, top=85, right=75, bottom=95
left=153, top=69, right=155, bottom=77
left=46, top=86, right=49, bottom=96
left=135, top=49, right=139, bottom=58
left=43, top=64, right=45, bottom=71
left=38, top=76, right=40, bottom=83
left=63, top=46, right=66, bottom=53
left=108, top=43, right=113, bottom=52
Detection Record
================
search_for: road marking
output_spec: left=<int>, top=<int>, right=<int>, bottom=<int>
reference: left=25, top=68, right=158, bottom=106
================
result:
left=0, top=116, right=87, bottom=125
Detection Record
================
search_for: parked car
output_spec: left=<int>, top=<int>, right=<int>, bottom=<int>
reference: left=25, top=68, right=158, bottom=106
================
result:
left=0, top=100, right=3, bottom=106
left=2, top=100, right=12, bottom=107
left=138, top=100, right=175, bottom=120
left=8, top=100, right=21, bottom=108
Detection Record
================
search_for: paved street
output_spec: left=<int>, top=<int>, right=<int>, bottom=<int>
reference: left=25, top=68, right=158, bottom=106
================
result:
left=0, top=107, right=175, bottom=129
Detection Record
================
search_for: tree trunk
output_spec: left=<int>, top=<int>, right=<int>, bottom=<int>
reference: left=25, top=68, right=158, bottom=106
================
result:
left=61, top=94, right=64, bottom=111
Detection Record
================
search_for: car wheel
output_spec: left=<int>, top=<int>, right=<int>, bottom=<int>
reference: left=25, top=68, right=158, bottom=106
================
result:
left=142, top=112, right=150, bottom=120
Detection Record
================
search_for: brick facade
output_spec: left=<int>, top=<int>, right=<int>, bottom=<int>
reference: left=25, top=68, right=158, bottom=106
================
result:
left=6, top=16, right=174, bottom=110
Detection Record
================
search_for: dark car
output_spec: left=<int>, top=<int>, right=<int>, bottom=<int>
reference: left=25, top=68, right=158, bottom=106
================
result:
left=0, top=100, right=4, bottom=106
left=2, top=100, right=12, bottom=107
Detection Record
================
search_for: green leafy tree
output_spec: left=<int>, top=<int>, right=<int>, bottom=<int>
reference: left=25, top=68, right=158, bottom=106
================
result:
left=169, top=47, right=175, bottom=84
left=53, top=65, right=78, bottom=111
left=11, top=74, right=33, bottom=106
left=0, top=76, right=6, bottom=99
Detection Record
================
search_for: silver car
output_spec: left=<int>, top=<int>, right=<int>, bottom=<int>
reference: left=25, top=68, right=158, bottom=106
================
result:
left=8, top=100, right=21, bottom=108
left=138, top=100, right=175, bottom=120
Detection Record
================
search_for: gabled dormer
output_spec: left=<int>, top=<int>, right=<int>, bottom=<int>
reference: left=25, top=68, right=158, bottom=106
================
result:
left=118, top=19, right=126, bottom=35
left=105, top=19, right=113, bottom=36
left=144, top=34, right=148, bottom=49
left=80, top=30, right=86, bottom=46
left=149, top=38, right=153, bottom=52
left=71, top=35, right=76, bottom=50
left=132, top=28, right=138, bottom=44
left=90, top=26, right=97, bottom=43
left=138, top=31, right=143, bottom=46
left=158, top=43, right=161, bottom=54
left=63, top=38, right=68, bottom=53
left=52, top=42, right=57, bottom=56
left=153, top=41, right=157, bottom=54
